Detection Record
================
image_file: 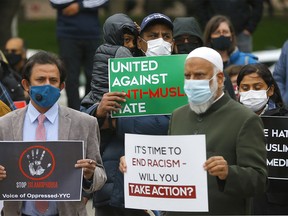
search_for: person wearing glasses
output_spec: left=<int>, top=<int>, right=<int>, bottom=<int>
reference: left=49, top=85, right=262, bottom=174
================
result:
left=203, top=15, right=258, bottom=69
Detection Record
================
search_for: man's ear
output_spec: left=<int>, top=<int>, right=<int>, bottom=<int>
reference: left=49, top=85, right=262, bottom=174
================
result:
left=21, top=79, right=29, bottom=92
left=172, top=41, right=178, bottom=54
left=60, top=82, right=65, bottom=91
left=171, top=39, right=175, bottom=53
left=216, top=72, right=225, bottom=88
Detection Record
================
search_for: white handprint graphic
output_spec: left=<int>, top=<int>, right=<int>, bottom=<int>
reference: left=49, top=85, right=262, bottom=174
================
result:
left=26, top=148, right=51, bottom=176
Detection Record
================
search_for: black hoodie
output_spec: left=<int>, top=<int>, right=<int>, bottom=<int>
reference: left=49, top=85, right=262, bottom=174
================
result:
left=173, top=17, right=203, bottom=44
left=81, top=13, right=138, bottom=109
left=80, top=13, right=140, bottom=208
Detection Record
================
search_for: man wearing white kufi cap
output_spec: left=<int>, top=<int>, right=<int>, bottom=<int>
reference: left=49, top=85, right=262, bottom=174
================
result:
left=186, top=46, right=224, bottom=71
left=166, top=47, right=267, bottom=215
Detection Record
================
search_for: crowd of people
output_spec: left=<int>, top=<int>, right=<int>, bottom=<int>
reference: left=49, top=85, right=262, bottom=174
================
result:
left=0, top=0, right=288, bottom=215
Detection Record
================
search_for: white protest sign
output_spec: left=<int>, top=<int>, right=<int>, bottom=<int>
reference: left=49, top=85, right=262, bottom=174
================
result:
left=124, top=134, right=208, bottom=212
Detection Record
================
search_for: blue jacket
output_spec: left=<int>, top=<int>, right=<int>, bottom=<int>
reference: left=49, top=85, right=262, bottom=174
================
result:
left=49, top=0, right=108, bottom=39
left=227, top=48, right=258, bottom=67
left=273, top=40, right=288, bottom=105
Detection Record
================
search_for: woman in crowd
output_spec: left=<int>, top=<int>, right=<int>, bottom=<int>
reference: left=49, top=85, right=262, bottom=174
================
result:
left=204, top=15, right=258, bottom=69
left=237, top=63, right=288, bottom=214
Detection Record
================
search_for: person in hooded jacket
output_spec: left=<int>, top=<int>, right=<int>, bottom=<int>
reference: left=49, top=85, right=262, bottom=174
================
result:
left=81, top=13, right=139, bottom=110
left=237, top=63, right=288, bottom=214
left=81, top=13, right=157, bottom=216
left=172, top=17, right=203, bottom=55
left=204, top=15, right=258, bottom=69
left=173, top=16, right=235, bottom=100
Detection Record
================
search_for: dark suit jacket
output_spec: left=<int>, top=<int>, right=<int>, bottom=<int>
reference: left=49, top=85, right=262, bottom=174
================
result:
left=0, top=105, right=106, bottom=216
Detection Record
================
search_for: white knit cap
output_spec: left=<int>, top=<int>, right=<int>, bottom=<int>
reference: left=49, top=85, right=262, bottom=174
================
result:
left=186, top=47, right=223, bottom=71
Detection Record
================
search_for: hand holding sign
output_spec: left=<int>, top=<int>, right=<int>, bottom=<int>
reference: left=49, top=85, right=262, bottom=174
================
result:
left=96, top=92, right=126, bottom=118
left=119, top=156, right=127, bottom=173
left=203, top=156, right=228, bottom=180
left=75, top=159, right=96, bottom=180
left=0, top=165, right=6, bottom=180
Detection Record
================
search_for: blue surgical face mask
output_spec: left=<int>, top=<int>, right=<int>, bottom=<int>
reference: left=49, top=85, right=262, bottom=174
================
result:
left=184, top=74, right=217, bottom=105
left=30, top=85, right=61, bottom=108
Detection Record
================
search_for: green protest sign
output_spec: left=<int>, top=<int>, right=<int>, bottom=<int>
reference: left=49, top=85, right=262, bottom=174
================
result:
left=109, top=55, right=188, bottom=117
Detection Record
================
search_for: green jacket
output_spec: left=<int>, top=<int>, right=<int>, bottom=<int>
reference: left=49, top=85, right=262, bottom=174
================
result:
left=167, top=94, right=267, bottom=215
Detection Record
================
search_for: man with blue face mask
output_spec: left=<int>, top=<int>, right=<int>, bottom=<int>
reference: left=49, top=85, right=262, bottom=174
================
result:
left=0, top=51, right=106, bottom=216
left=165, top=47, right=268, bottom=215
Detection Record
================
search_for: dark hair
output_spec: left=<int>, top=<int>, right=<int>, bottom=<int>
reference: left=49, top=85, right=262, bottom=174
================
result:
left=123, top=28, right=134, bottom=35
left=237, top=63, right=284, bottom=107
left=225, top=64, right=243, bottom=78
left=203, top=15, right=236, bottom=54
left=22, top=51, right=66, bottom=84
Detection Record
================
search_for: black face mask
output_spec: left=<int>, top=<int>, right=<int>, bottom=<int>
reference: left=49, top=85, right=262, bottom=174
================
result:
left=5, top=53, right=22, bottom=66
left=177, top=43, right=200, bottom=54
left=128, top=47, right=143, bottom=57
left=210, top=36, right=231, bottom=51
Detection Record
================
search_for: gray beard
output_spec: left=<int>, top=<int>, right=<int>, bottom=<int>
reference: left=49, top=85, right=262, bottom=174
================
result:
left=188, top=95, right=215, bottom=114
left=188, top=78, right=218, bottom=114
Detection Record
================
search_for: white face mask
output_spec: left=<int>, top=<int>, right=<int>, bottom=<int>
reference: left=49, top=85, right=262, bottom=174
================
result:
left=239, top=89, right=269, bottom=112
left=144, top=38, right=172, bottom=57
